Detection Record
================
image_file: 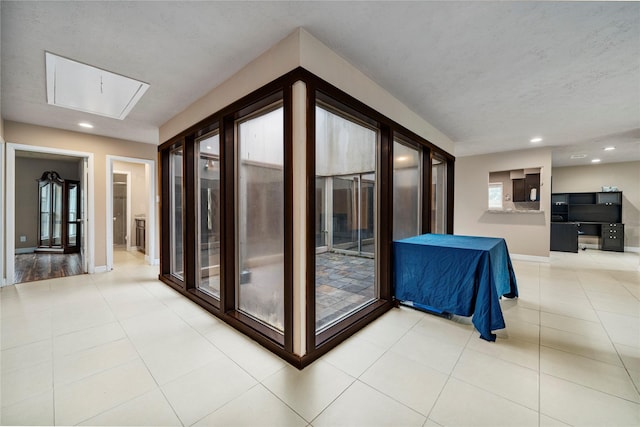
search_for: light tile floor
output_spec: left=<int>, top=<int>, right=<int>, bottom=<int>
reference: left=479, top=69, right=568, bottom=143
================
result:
left=1, top=249, right=639, bottom=426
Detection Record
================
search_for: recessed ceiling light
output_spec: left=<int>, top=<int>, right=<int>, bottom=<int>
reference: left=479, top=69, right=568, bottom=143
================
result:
left=530, top=137, right=543, bottom=143
left=78, top=122, right=94, bottom=129
left=396, top=156, right=409, bottom=162
left=206, top=146, right=212, bottom=150
left=591, top=158, right=601, bottom=163
left=603, top=146, right=616, bottom=151
left=570, top=154, right=586, bottom=159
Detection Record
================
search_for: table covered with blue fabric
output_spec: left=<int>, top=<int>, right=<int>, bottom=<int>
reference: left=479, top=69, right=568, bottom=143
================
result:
left=393, top=234, right=518, bottom=341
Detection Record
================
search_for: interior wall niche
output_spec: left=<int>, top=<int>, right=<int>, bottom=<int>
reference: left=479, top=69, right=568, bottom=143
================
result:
left=489, top=167, right=542, bottom=212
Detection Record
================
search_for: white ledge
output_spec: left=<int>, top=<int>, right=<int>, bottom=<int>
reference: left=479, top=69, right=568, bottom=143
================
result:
left=487, top=209, right=545, bottom=214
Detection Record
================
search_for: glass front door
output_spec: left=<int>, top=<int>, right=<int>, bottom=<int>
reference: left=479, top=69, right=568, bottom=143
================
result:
left=66, top=182, right=81, bottom=253
left=38, top=171, right=79, bottom=252
left=331, top=174, right=374, bottom=256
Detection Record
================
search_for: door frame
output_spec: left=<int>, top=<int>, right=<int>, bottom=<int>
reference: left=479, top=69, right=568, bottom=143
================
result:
left=106, top=155, right=157, bottom=270
left=4, top=143, right=94, bottom=286
left=0, top=139, right=5, bottom=285
left=112, top=170, right=132, bottom=251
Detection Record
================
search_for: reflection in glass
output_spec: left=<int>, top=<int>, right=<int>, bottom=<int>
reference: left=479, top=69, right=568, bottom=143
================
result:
left=315, top=104, right=377, bottom=332
left=393, top=140, right=421, bottom=240
left=197, top=132, right=221, bottom=298
left=431, top=156, right=447, bottom=234
left=170, top=148, right=184, bottom=280
left=52, top=181, right=63, bottom=246
left=315, top=177, right=327, bottom=248
left=40, top=183, right=51, bottom=246
left=68, top=184, right=78, bottom=246
left=236, top=105, right=285, bottom=332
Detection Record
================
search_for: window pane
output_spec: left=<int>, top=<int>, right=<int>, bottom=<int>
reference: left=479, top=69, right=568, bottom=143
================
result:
left=197, top=132, right=221, bottom=298
left=52, top=182, right=63, bottom=246
left=431, top=157, right=447, bottom=233
left=393, top=141, right=421, bottom=240
left=237, top=105, right=284, bottom=332
left=488, top=183, right=503, bottom=209
left=315, top=104, right=377, bottom=333
left=170, top=148, right=184, bottom=280
left=40, top=184, right=50, bottom=245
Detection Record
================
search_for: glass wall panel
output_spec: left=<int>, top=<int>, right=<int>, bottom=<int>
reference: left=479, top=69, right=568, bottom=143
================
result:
left=393, top=141, right=421, bottom=240
left=431, top=156, right=447, bottom=234
left=197, top=132, right=221, bottom=298
left=315, top=104, right=377, bottom=332
left=315, top=177, right=327, bottom=248
left=68, top=183, right=78, bottom=246
left=40, top=183, right=50, bottom=246
left=170, top=148, right=184, bottom=280
left=52, top=182, right=63, bottom=246
left=236, top=105, right=285, bottom=332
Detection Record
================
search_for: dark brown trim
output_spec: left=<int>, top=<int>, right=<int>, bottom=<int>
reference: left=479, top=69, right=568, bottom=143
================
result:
left=183, top=135, right=197, bottom=289
left=157, top=66, right=455, bottom=369
left=446, top=157, right=455, bottom=234
left=425, top=149, right=434, bottom=234
left=282, top=83, right=294, bottom=353
left=378, top=123, right=392, bottom=301
left=304, top=82, right=317, bottom=355
left=221, top=115, right=235, bottom=315
left=304, top=300, right=393, bottom=365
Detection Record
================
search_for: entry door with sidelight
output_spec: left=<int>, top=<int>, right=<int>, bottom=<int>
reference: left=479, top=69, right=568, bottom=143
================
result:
left=37, top=171, right=81, bottom=253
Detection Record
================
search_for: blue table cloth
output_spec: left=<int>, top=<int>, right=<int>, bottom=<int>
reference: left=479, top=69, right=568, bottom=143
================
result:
left=393, top=234, right=518, bottom=341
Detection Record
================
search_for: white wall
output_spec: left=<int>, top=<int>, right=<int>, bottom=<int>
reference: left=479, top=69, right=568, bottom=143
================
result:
left=4, top=121, right=158, bottom=268
left=160, top=28, right=454, bottom=155
left=552, top=161, right=640, bottom=251
left=454, top=147, right=552, bottom=259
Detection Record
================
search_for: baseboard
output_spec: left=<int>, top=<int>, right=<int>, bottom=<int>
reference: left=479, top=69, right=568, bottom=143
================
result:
left=510, top=253, right=550, bottom=263
left=580, top=243, right=638, bottom=253
left=15, top=247, right=37, bottom=254
left=94, top=265, right=108, bottom=273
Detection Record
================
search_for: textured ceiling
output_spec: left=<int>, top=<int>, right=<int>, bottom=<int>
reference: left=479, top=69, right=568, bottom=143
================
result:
left=1, top=1, right=639, bottom=166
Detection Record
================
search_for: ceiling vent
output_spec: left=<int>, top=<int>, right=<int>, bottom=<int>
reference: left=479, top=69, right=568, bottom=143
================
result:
left=570, top=154, right=587, bottom=159
left=45, top=52, right=149, bottom=120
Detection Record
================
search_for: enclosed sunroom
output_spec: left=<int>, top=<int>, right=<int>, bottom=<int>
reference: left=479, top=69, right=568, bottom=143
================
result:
left=158, top=29, right=454, bottom=368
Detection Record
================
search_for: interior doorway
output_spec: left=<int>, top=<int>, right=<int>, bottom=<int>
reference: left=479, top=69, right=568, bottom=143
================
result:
left=106, top=156, right=156, bottom=271
left=4, top=144, right=94, bottom=285
left=112, top=172, right=129, bottom=249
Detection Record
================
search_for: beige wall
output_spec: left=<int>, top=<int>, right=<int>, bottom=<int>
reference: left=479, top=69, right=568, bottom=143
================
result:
left=454, top=147, right=553, bottom=258
left=551, top=161, right=640, bottom=250
left=160, top=28, right=454, bottom=154
left=4, top=121, right=158, bottom=268
left=15, top=157, right=81, bottom=249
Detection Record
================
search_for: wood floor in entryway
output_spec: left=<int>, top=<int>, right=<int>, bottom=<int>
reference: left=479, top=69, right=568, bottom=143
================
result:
left=13, top=253, right=83, bottom=284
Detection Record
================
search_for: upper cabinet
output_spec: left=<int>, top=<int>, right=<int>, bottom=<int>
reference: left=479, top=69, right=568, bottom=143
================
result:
left=596, top=192, right=622, bottom=205
left=551, top=191, right=622, bottom=223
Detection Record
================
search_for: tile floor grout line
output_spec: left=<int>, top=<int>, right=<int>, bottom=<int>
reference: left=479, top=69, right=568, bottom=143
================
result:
left=90, top=263, right=186, bottom=427
left=537, top=261, right=542, bottom=427
left=574, top=263, right=639, bottom=396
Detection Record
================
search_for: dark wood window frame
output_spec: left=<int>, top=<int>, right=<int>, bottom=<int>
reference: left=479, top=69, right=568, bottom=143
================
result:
left=158, top=67, right=455, bottom=369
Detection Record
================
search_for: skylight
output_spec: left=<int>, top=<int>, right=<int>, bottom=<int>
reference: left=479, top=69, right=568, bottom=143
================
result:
left=45, top=52, right=149, bottom=120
